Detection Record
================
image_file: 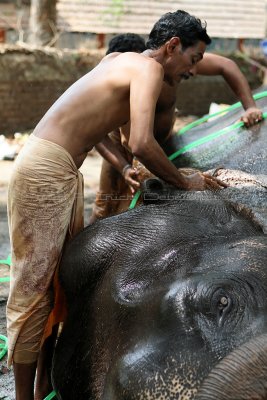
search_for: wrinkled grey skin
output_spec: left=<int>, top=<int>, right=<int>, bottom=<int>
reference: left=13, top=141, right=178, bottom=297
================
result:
left=52, top=98, right=267, bottom=399
left=170, top=94, right=267, bottom=232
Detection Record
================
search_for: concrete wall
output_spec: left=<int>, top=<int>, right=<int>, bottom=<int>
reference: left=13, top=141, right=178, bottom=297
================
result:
left=0, top=46, right=263, bottom=135
left=0, top=46, right=104, bottom=135
left=177, top=71, right=262, bottom=116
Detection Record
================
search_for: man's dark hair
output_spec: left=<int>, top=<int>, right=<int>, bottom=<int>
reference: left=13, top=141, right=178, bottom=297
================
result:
left=146, top=10, right=211, bottom=50
left=106, top=33, right=146, bottom=55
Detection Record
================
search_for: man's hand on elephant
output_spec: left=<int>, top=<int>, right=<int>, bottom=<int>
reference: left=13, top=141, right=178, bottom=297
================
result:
left=181, top=170, right=228, bottom=191
left=240, top=107, right=263, bottom=127
left=202, top=172, right=228, bottom=190
left=122, top=164, right=140, bottom=193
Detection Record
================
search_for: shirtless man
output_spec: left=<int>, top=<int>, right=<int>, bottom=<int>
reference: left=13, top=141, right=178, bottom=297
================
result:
left=7, top=10, right=226, bottom=400
left=90, top=41, right=263, bottom=222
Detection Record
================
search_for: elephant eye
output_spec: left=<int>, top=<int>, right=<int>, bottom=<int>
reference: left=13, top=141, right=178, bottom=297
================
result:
left=216, top=294, right=231, bottom=327
left=218, top=296, right=228, bottom=309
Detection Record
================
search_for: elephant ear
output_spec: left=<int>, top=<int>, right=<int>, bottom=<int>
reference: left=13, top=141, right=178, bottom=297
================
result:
left=196, top=334, right=267, bottom=400
left=59, top=220, right=119, bottom=299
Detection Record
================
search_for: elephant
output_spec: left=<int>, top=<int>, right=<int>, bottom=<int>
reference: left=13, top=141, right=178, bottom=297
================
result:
left=52, top=188, right=267, bottom=400
left=52, top=92, right=267, bottom=399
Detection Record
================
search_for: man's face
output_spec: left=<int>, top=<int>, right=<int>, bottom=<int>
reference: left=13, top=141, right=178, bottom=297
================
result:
left=168, top=40, right=206, bottom=83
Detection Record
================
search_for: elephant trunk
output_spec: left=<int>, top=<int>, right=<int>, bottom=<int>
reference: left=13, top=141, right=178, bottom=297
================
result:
left=196, top=334, right=267, bottom=400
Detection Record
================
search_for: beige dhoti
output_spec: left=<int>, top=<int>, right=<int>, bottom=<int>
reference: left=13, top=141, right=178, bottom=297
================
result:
left=6, top=134, right=84, bottom=366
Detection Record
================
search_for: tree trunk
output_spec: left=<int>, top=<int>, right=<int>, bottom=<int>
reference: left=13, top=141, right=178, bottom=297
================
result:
left=28, top=0, right=56, bottom=46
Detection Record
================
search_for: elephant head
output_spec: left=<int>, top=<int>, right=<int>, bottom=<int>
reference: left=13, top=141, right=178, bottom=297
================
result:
left=52, top=187, right=267, bottom=399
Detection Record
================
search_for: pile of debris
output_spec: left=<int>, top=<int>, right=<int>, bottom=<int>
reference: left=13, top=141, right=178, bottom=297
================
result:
left=0, top=133, right=29, bottom=161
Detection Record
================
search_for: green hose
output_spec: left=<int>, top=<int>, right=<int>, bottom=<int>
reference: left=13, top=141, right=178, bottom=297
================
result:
left=0, top=254, right=11, bottom=283
left=169, top=120, right=243, bottom=161
left=0, top=334, right=8, bottom=360
left=129, top=111, right=267, bottom=209
left=178, top=91, right=267, bottom=135
left=43, top=390, right=57, bottom=400
left=0, top=254, right=11, bottom=266
left=0, top=276, right=10, bottom=283
left=128, top=191, right=141, bottom=210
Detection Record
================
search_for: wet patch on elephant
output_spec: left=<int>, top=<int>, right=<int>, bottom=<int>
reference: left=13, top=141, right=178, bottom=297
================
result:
left=204, top=168, right=267, bottom=233
left=209, top=168, right=267, bottom=188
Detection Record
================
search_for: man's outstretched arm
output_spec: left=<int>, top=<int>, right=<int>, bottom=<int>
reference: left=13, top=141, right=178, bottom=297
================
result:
left=196, top=53, right=263, bottom=126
